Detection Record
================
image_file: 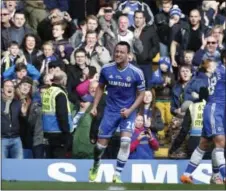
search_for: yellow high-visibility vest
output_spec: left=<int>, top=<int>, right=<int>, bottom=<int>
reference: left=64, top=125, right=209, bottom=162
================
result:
left=189, top=100, right=206, bottom=136
left=41, top=86, right=73, bottom=133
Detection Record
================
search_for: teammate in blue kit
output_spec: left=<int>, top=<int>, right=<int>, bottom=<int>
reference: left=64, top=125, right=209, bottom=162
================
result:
left=89, top=41, right=145, bottom=183
left=181, top=51, right=226, bottom=184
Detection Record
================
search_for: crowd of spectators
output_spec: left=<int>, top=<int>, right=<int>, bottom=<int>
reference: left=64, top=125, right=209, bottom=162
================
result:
left=1, top=0, right=226, bottom=159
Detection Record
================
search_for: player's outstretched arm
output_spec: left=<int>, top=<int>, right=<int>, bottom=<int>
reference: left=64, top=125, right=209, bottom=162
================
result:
left=90, top=83, right=105, bottom=116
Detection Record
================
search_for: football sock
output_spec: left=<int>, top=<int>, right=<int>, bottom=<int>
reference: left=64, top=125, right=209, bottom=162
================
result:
left=184, top=146, right=205, bottom=176
left=213, top=148, right=226, bottom=179
left=93, top=142, right=107, bottom=168
left=211, top=149, right=220, bottom=175
left=115, top=137, right=131, bottom=177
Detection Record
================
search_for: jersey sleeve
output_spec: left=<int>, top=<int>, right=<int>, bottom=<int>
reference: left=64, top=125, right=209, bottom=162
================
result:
left=135, top=69, right=145, bottom=92
left=98, top=68, right=107, bottom=85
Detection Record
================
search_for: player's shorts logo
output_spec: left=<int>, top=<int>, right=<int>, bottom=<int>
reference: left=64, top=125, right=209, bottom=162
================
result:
left=217, top=126, right=222, bottom=132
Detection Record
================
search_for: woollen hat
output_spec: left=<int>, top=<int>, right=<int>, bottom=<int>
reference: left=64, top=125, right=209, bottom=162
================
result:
left=159, top=56, right=171, bottom=68
left=170, top=5, right=182, bottom=17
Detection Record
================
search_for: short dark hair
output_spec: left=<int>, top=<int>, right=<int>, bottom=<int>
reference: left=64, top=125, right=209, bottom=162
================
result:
left=15, top=63, right=27, bottom=72
left=101, top=2, right=113, bottom=8
left=8, top=41, right=19, bottom=48
left=21, top=33, right=40, bottom=50
left=134, top=10, right=145, bottom=18
left=116, top=41, right=131, bottom=53
left=74, top=48, right=87, bottom=57
left=14, top=10, right=25, bottom=17
left=88, top=66, right=97, bottom=79
left=86, top=30, right=97, bottom=38
left=179, top=64, right=192, bottom=72
left=189, top=9, right=201, bottom=16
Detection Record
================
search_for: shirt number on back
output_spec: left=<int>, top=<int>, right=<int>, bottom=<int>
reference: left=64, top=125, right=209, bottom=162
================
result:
left=208, top=76, right=217, bottom=95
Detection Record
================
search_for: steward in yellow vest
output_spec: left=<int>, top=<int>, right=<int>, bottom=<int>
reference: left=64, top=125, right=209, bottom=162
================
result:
left=41, top=71, right=73, bottom=158
left=169, top=100, right=206, bottom=157
left=41, top=86, right=73, bottom=133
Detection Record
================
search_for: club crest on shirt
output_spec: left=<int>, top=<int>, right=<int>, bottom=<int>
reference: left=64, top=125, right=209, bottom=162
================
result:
left=126, top=76, right=131, bottom=82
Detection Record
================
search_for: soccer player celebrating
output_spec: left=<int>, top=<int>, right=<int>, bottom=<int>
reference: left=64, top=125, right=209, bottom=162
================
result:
left=181, top=52, right=226, bottom=184
left=89, top=41, right=145, bottom=183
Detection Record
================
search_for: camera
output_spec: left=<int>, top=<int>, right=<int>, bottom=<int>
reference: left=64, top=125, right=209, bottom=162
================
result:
left=104, top=9, right=113, bottom=13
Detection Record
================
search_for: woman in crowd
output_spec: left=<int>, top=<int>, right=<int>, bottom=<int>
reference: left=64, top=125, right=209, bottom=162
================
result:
left=129, top=114, right=159, bottom=159
left=21, top=34, right=42, bottom=66
left=16, top=76, right=44, bottom=158
left=129, top=89, right=163, bottom=159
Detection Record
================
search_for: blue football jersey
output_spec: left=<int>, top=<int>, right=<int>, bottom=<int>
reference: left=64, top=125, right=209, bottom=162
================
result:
left=99, top=62, right=145, bottom=112
left=208, top=64, right=225, bottom=104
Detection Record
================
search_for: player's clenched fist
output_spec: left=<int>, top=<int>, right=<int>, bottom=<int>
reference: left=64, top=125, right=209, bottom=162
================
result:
left=120, top=108, right=132, bottom=118
left=90, top=107, right=97, bottom=116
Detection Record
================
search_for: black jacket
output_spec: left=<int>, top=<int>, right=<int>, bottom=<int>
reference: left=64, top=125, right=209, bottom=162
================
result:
left=1, top=98, right=21, bottom=138
left=130, top=24, right=159, bottom=65
left=66, top=64, right=83, bottom=107
left=155, top=11, right=171, bottom=45
left=174, top=21, right=210, bottom=52
left=23, top=49, right=42, bottom=66
left=19, top=101, right=43, bottom=149
left=152, top=72, right=176, bottom=100
left=37, top=18, right=76, bottom=42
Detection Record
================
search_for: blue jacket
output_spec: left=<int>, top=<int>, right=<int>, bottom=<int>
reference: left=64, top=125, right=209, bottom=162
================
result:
left=3, top=64, right=40, bottom=81
left=193, top=49, right=221, bottom=66
left=185, top=71, right=209, bottom=102
left=171, top=81, right=191, bottom=115
left=44, top=0, right=69, bottom=11
left=205, top=8, right=226, bottom=27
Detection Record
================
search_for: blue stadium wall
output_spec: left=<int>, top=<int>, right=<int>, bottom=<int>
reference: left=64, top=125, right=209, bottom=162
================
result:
left=2, top=159, right=212, bottom=184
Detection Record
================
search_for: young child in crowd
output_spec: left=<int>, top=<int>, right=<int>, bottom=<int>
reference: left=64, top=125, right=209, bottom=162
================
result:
left=52, top=21, right=74, bottom=64
left=183, top=50, right=197, bottom=75
left=150, top=57, right=175, bottom=146
left=72, top=66, right=99, bottom=129
left=169, top=5, right=184, bottom=27
left=1, top=41, right=21, bottom=74
left=72, top=80, right=99, bottom=130
left=3, top=62, right=40, bottom=86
